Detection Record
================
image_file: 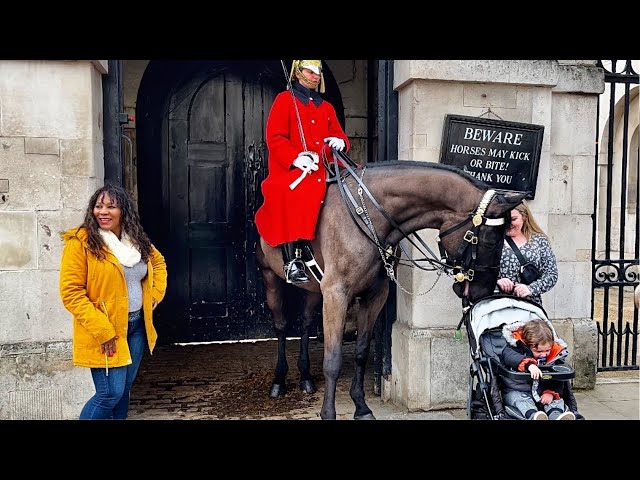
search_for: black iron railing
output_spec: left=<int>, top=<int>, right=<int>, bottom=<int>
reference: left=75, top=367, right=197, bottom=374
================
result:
left=592, top=60, right=639, bottom=371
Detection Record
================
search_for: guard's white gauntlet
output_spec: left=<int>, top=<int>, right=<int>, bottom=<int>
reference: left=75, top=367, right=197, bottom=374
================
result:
left=293, top=152, right=319, bottom=172
left=323, top=137, right=346, bottom=151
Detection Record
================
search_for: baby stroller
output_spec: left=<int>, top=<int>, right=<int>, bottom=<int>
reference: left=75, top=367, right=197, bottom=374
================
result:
left=462, top=294, right=583, bottom=420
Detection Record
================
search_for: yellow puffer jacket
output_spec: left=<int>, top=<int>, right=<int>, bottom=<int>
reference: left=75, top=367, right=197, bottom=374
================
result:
left=59, top=227, right=167, bottom=369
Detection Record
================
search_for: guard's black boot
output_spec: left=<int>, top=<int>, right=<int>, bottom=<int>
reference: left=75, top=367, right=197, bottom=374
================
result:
left=281, top=241, right=310, bottom=284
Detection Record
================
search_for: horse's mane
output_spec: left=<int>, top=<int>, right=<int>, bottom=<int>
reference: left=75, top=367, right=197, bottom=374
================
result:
left=365, top=160, right=489, bottom=191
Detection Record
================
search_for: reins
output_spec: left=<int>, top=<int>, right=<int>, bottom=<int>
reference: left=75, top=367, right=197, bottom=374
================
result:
left=330, top=150, right=506, bottom=292
left=332, top=151, right=444, bottom=270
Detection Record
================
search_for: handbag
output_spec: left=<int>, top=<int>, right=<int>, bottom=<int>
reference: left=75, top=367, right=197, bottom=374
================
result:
left=505, top=236, right=540, bottom=285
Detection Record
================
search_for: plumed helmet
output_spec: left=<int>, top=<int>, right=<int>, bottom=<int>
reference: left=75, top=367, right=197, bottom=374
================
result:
left=289, top=60, right=325, bottom=93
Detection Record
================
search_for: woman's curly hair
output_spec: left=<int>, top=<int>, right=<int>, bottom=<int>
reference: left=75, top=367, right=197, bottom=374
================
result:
left=77, top=184, right=153, bottom=263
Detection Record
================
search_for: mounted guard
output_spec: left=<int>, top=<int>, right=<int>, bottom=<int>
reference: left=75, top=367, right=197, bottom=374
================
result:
left=254, top=60, right=351, bottom=284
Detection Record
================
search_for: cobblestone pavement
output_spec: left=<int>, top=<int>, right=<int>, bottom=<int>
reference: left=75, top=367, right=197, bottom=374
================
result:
left=128, top=338, right=466, bottom=420
left=128, top=337, right=639, bottom=421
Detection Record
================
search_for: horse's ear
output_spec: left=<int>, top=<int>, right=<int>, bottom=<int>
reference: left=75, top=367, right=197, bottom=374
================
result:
left=506, top=191, right=529, bottom=205
left=493, top=191, right=529, bottom=216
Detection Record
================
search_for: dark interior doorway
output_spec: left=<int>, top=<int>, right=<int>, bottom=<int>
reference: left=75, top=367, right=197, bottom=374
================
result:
left=135, top=60, right=346, bottom=345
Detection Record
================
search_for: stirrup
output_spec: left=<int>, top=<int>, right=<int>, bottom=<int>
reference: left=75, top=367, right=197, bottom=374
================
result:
left=284, top=260, right=310, bottom=284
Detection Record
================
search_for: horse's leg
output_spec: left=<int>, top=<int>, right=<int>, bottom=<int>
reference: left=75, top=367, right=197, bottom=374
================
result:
left=350, top=278, right=389, bottom=420
left=262, top=267, right=289, bottom=398
left=319, top=285, right=350, bottom=420
left=298, top=291, right=322, bottom=394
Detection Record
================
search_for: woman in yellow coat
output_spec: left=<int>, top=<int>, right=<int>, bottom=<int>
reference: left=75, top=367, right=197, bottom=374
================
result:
left=60, top=184, right=167, bottom=419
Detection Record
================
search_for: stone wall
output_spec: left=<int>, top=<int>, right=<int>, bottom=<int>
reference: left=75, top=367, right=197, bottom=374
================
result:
left=383, top=60, right=602, bottom=411
left=0, top=60, right=104, bottom=419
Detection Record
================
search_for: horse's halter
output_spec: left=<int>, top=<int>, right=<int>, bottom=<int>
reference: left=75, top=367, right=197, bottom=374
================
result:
left=437, top=189, right=505, bottom=284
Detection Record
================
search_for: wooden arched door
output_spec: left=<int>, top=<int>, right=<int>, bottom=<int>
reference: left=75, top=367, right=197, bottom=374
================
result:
left=161, top=63, right=280, bottom=343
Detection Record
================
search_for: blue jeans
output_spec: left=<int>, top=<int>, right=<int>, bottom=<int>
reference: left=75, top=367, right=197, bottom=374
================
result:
left=503, top=389, right=567, bottom=419
left=79, top=310, right=146, bottom=420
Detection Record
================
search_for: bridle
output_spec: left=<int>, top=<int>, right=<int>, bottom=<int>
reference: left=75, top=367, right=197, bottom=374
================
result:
left=436, top=189, right=505, bottom=284
left=331, top=150, right=507, bottom=291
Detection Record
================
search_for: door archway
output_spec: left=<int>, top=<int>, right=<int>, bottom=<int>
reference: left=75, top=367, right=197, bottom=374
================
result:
left=135, top=60, right=344, bottom=344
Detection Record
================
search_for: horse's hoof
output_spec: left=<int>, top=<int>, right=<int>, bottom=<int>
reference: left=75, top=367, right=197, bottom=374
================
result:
left=354, top=412, right=376, bottom=420
left=299, top=379, right=316, bottom=394
left=269, top=383, right=287, bottom=398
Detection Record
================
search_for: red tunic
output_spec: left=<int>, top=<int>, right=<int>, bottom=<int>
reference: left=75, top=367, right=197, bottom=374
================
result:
left=255, top=86, right=350, bottom=247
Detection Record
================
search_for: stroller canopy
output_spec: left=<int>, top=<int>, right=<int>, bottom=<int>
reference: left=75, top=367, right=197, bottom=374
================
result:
left=468, top=295, right=549, bottom=355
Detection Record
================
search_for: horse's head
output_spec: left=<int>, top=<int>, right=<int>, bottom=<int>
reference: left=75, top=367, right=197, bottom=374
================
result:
left=441, top=190, right=528, bottom=304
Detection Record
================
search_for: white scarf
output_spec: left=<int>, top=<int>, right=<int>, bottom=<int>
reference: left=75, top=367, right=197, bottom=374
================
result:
left=99, top=229, right=142, bottom=267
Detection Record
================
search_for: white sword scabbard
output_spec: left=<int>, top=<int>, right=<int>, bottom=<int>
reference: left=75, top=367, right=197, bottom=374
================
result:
left=289, top=152, right=319, bottom=190
left=289, top=169, right=308, bottom=190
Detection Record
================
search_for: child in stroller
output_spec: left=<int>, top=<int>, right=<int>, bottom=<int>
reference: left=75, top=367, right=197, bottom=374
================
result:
left=463, top=294, right=583, bottom=420
left=501, top=318, right=576, bottom=419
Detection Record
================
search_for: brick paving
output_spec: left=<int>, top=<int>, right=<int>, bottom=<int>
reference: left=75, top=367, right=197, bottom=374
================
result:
left=128, top=337, right=639, bottom=421
left=128, top=338, right=466, bottom=420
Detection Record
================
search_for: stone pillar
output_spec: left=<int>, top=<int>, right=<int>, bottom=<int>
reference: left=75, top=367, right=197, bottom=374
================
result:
left=0, top=60, right=106, bottom=419
left=382, top=60, right=602, bottom=411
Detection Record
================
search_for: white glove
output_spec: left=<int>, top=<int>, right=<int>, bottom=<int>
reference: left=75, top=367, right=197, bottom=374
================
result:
left=293, top=152, right=319, bottom=172
left=324, top=137, right=346, bottom=151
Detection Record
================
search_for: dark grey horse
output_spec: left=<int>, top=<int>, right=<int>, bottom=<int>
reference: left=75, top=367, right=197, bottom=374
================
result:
left=257, top=159, right=526, bottom=420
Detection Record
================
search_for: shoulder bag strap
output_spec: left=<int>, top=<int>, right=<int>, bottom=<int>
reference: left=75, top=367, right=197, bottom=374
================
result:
left=505, top=236, right=528, bottom=266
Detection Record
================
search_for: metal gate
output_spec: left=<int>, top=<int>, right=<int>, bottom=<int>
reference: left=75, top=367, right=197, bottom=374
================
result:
left=592, top=60, right=639, bottom=372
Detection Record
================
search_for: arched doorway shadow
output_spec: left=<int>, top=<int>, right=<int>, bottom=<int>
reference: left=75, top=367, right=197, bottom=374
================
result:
left=135, top=60, right=345, bottom=344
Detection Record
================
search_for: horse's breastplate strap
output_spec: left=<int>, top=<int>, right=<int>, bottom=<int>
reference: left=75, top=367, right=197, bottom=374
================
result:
left=302, top=244, right=324, bottom=283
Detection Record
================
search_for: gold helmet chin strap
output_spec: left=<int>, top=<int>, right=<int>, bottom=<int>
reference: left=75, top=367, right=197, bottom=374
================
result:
left=289, top=60, right=325, bottom=93
left=299, top=74, right=320, bottom=90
